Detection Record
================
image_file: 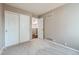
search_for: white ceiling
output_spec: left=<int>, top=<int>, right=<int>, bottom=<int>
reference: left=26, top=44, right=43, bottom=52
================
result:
left=6, top=3, right=65, bottom=16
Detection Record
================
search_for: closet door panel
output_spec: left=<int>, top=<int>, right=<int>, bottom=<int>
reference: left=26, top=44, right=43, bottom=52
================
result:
left=38, top=18, right=43, bottom=39
left=5, top=11, right=19, bottom=47
left=20, top=14, right=30, bottom=43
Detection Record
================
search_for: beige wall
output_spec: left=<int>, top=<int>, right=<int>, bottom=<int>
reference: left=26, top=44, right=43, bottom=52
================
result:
left=44, top=4, right=79, bottom=50
left=0, top=4, right=4, bottom=49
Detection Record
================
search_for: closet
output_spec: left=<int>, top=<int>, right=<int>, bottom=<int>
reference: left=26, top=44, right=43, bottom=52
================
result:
left=5, top=11, right=31, bottom=47
left=20, top=14, right=30, bottom=43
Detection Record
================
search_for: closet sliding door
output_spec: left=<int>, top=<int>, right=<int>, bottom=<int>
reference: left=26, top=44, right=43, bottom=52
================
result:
left=20, top=14, right=31, bottom=43
left=5, top=11, right=31, bottom=47
left=5, top=11, right=19, bottom=47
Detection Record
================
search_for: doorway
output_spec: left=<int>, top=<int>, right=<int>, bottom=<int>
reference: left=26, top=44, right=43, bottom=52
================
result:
left=32, top=17, right=38, bottom=39
left=32, top=17, right=43, bottom=40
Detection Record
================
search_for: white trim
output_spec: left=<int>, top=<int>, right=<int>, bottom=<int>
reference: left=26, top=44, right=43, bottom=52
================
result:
left=0, top=47, right=5, bottom=55
left=46, top=39, right=79, bottom=53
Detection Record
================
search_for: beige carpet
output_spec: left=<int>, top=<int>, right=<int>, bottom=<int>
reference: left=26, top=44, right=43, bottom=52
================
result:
left=2, top=39, right=79, bottom=55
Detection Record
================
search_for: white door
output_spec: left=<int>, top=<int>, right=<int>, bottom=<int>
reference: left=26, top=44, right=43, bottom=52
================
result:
left=38, top=18, right=43, bottom=39
left=5, top=11, right=19, bottom=47
left=20, top=14, right=31, bottom=43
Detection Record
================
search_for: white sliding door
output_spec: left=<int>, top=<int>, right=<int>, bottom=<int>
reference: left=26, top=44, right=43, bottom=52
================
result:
left=20, top=14, right=31, bottom=43
left=38, top=18, right=43, bottom=39
left=5, top=11, right=19, bottom=47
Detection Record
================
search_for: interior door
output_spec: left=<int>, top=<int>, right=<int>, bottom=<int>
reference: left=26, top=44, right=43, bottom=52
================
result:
left=20, top=14, right=31, bottom=43
left=5, top=11, right=19, bottom=47
left=38, top=18, right=43, bottom=39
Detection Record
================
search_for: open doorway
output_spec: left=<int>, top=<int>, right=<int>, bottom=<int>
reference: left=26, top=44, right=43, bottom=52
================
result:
left=32, top=17, right=43, bottom=40
left=32, top=17, right=38, bottom=39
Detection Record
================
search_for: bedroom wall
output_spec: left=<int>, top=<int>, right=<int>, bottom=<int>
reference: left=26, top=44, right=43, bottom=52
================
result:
left=44, top=3, right=79, bottom=50
left=0, top=4, right=4, bottom=49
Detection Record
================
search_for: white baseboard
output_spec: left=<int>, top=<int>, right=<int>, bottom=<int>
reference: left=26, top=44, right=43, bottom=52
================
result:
left=0, top=47, right=5, bottom=55
left=46, top=39, right=79, bottom=53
